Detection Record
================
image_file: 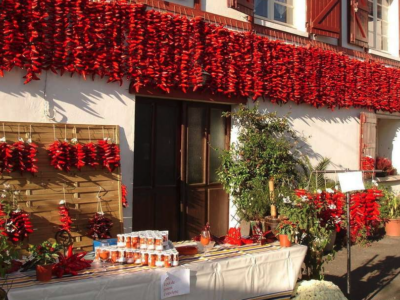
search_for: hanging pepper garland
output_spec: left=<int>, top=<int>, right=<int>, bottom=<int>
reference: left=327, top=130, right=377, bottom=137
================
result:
left=87, top=191, right=113, bottom=239
left=59, top=198, right=72, bottom=232
left=0, top=125, right=13, bottom=174
left=97, top=138, right=120, bottom=173
left=2, top=1, right=400, bottom=112
left=5, top=209, right=34, bottom=244
left=121, top=184, right=128, bottom=208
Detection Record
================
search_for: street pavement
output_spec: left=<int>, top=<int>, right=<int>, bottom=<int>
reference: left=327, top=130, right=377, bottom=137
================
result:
left=323, top=236, right=400, bottom=300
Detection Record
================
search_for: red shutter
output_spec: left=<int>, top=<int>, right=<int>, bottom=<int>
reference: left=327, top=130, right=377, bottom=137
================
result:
left=228, top=0, right=254, bottom=17
left=360, top=112, right=377, bottom=168
left=307, top=0, right=341, bottom=38
left=349, top=0, right=369, bottom=48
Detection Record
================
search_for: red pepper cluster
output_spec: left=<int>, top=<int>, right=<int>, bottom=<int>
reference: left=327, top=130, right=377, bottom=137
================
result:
left=0, top=202, right=7, bottom=233
left=296, top=189, right=345, bottom=232
left=59, top=203, right=72, bottom=232
left=87, top=212, right=113, bottom=240
left=97, top=139, right=120, bottom=172
left=223, top=227, right=243, bottom=246
left=121, top=184, right=128, bottom=208
left=48, top=140, right=120, bottom=173
left=361, top=156, right=376, bottom=179
left=4, top=210, right=34, bottom=244
left=11, top=141, right=39, bottom=174
left=350, top=188, right=382, bottom=242
left=2, top=1, right=400, bottom=112
left=53, top=252, right=92, bottom=278
left=0, top=142, right=13, bottom=174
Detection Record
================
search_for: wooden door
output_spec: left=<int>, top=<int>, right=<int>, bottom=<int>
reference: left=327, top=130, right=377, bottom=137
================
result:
left=133, top=98, right=181, bottom=241
left=182, top=103, right=230, bottom=239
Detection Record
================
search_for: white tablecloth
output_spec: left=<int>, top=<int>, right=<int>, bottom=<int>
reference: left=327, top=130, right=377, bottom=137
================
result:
left=8, top=244, right=307, bottom=300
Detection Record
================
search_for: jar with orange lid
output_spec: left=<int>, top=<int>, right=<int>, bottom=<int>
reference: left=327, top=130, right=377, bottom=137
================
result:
left=110, top=249, right=119, bottom=264
left=155, top=235, right=163, bottom=251
left=147, top=235, right=155, bottom=250
left=141, top=252, right=149, bottom=266
left=164, top=252, right=172, bottom=268
left=149, top=253, right=157, bottom=268
left=132, top=233, right=139, bottom=249
left=125, top=234, right=132, bottom=248
left=95, top=247, right=101, bottom=261
left=140, top=234, right=147, bottom=250
left=126, top=249, right=135, bottom=264
left=117, top=234, right=125, bottom=248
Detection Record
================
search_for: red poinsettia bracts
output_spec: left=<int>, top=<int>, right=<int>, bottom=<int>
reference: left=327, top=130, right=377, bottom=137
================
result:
left=121, top=184, right=128, bottom=208
left=5, top=210, right=34, bottom=244
left=0, top=142, right=13, bottom=174
left=97, top=139, right=120, bottom=173
left=2, top=1, right=400, bottom=112
left=87, top=212, right=113, bottom=240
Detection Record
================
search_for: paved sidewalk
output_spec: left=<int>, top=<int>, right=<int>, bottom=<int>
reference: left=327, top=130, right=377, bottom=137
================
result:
left=323, top=236, right=400, bottom=300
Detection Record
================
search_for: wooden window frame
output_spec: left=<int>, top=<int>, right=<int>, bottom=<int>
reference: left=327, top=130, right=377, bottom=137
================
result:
left=255, top=0, right=295, bottom=27
left=368, top=0, right=390, bottom=52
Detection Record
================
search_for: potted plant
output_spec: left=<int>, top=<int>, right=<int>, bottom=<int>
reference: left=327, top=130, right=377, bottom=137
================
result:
left=275, top=220, right=296, bottom=247
left=25, top=241, right=62, bottom=282
left=380, top=188, right=400, bottom=237
left=217, top=103, right=300, bottom=229
left=376, top=157, right=396, bottom=177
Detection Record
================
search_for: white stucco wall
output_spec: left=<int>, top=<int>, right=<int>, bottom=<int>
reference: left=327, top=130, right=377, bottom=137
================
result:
left=0, top=68, right=135, bottom=232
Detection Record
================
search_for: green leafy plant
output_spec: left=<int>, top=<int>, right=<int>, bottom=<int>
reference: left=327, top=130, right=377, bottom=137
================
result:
left=217, top=103, right=300, bottom=221
left=280, top=194, right=335, bottom=279
left=23, top=241, right=62, bottom=270
left=275, top=220, right=296, bottom=241
left=297, top=156, right=335, bottom=191
left=379, top=186, right=400, bottom=220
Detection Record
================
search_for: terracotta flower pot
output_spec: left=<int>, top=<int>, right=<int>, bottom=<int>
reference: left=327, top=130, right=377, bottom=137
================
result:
left=279, top=234, right=292, bottom=247
left=36, top=264, right=54, bottom=282
left=385, top=219, right=400, bottom=237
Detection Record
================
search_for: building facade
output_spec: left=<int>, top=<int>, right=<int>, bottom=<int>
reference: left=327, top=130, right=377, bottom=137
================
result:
left=1, top=0, right=400, bottom=240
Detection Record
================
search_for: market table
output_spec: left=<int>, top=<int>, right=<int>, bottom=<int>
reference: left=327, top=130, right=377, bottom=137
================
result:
left=5, top=243, right=307, bottom=300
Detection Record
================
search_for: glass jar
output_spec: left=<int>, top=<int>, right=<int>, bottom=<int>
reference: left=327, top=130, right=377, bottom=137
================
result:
left=149, top=253, right=157, bottom=268
left=155, top=236, right=163, bottom=251
left=147, top=236, right=155, bottom=250
left=140, top=235, right=147, bottom=250
left=164, top=252, right=172, bottom=268
left=125, top=234, right=132, bottom=248
left=110, top=249, right=119, bottom=264
left=134, top=250, right=142, bottom=265
left=172, top=252, right=179, bottom=267
left=117, top=234, right=125, bottom=248
left=126, top=249, right=135, bottom=264
left=132, top=233, right=139, bottom=249
left=141, top=252, right=149, bottom=266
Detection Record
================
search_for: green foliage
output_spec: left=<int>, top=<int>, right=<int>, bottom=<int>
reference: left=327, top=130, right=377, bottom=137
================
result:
left=275, top=220, right=296, bottom=241
left=280, top=196, right=335, bottom=280
left=217, top=103, right=300, bottom=221
left=379, top=186, right=400, bottom=220
left=297, top=156, right=335, bottom=191
left=0, top=185, right=23, bottom=278
left=24, top=241, right=62, bottom=270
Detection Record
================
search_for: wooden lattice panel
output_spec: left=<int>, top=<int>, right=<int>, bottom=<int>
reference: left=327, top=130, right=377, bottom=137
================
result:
left=0, top=122, right=123, bottom=252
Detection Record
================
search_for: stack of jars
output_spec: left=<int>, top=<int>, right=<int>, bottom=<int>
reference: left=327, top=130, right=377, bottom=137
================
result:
left=95, top=230, right=179, bottom=268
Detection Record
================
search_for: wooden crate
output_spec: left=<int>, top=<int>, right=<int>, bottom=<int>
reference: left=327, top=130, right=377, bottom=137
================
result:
left=0, top=121, right=123, bottom=252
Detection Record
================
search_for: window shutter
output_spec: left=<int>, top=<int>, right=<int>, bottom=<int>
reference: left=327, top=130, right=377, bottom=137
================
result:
left=228, top=0, right=254, bottom=17
left=307, top=0, right=341, bottom=38
left=349, top=0, right=369, bottom=48
left=360, top=112, right=377, bottom=168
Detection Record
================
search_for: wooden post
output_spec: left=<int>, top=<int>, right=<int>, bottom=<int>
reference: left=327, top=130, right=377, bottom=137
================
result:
left=269, top=179, right=277, bottom=218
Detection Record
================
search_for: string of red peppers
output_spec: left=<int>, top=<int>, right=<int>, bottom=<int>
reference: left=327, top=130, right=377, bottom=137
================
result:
left=48, top=139, right=120, bottom=173
left=0, top=140, right=38, bottom=175
left=53, top=252, right=92, bottom=278
left=59, top=200, right=72, bottom=232
left=2, top=1, right=400, bottom=112
left=121, top=184, right=128, bottom=208
left=87, top=212, right=113, bottom=240
left=5, top=209, right=34, bottom=244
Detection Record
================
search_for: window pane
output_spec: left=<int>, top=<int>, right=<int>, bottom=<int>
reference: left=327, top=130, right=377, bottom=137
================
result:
left=376, top=34, right=382, bottom=50
left=274, top=3, right=293, bottom=24
left=134, top=102, right=153, bottom=187
left=382, top=36, right=389, bottom=51
left=155, top=105, right=177, bottom=186
left=275, top=0, right=293, bottom=4
left=368, top=1, right=373, bottom=14
left=255, top=0, right=268, bottom=18
left=382, top=7, right=388, bottom=20
left=382, top=21, right=388, bottom=36
left=377, top=5, right=382, bottom=19
left=209, top=109, right=225, bottom=183
left=187, top=107, right=206, bottom=184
